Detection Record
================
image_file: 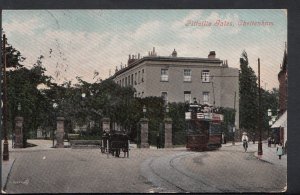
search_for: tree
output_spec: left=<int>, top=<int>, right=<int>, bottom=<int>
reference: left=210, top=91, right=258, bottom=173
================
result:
left=7, top=55, right=52, bottom=146
left=239, top=50, right=258, bottom=135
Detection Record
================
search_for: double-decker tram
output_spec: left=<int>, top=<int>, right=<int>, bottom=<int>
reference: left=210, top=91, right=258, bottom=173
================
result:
left=185, top=101, right=224, bottom=151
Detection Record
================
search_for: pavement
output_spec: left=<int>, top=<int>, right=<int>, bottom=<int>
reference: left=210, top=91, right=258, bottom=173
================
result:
left=1, top=139, right=287, bottom=192
left=222, top=141, right=287, bottom=167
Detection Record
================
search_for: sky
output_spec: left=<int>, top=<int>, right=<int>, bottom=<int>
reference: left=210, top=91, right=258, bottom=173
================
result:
left=2, top=9, right=287, bottom=90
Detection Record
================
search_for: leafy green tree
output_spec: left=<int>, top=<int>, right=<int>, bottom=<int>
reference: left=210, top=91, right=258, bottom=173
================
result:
left=239, top=50, right=258, bottom=135
left=261, top=88, right=279, bottom=136
left=7, top=55, right=52, bottom=146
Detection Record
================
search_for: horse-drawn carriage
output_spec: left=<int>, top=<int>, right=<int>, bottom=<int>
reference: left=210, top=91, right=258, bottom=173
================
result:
left=101, top=130, right=130, bottom=158
left=185, top=101, right=223, bottom=151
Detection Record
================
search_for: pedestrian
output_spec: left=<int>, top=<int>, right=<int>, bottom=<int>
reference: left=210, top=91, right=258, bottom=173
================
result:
left=221, top=133, right=224, bottom=144
left=156, top=133, right=160, bottom=149
left=284, top=140, right=287, bottom=155
left=241, top=132, right=249, bottom=152
left=12, top=133, right=16, bottom=148
left=276, top=142, right=284, bottom=160
left=267, top=137, right=271, bottom=147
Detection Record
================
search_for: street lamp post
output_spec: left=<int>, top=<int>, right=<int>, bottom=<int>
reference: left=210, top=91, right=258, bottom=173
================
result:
left=81, top=93, right=87, bottom=135
left=165, top=104, right=169, bottom=117
left=53, top=102, right=58, bottom=148
left=258, top=58, right=263, bottom=156
left=2, top=34, right=9, bottom=161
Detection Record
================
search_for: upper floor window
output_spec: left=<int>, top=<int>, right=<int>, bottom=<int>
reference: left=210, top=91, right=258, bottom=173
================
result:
left=131, top=74, right=134, bottom=85
left=161, top=92, right=168, bottom=104
left=184, top=91, right=191, bottom=103
left=161, top=69, right=169, bottom=81
left=203, top=92, right=210, bottom=104
left=135, top=73, right=137, bottom=85
left=138, top=71, right=141, bottom=83
left=202, top=70, right=210, bottom=83
left=142, top=69, right=144, bottom=82
left=184, top=69, right=192, bottom=82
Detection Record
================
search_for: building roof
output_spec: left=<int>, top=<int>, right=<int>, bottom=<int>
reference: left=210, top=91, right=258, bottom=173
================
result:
left=111, top=56, right=223, bottom=79
left=271, top=110, right=287, bottom=128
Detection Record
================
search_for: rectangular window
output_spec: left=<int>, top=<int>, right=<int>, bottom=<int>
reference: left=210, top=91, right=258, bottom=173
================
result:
left=184, top=91, right=191, bottom=103
left=131, top=74, right=133, bottom=85
left=125, top=77, right=127, bottom=86
left=135, top=73, right=137, bottom=85
left=184, top=69, right=192, bottom=82
left=202, top=70, right=210, bottom=82
left=203, top=92, right=210, bottom=104
left=161, top=69, right=169, bottom=81
left=142, top=69, right=144, bottom=82
left=161, top=92, right=168, bottom=104
left=138, top=71, right=141, bottom=83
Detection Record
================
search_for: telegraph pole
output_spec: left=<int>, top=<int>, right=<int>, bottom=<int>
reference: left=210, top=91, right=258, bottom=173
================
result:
left=258, top=58, right=263, bottom=155
left=232, top=91, right=236, bottom=145
left=2, top=34, right=9, bottom=161
left=0, top=9, right=3, bottom=190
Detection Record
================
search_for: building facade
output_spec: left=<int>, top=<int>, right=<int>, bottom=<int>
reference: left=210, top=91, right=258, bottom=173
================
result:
left=111, top=48, right=240, bottom=128
left=272, top=45, right=287, bottom=145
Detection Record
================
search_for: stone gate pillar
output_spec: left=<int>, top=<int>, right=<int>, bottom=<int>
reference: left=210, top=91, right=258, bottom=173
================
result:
left=55, top=117, right=65, bottom=148
left=101, top=117, right=110, bottom=133
left=140, top=118, right=149, bottom=148
left=164, top=117, right=173, bottom=148
left=14, top=117, right=24, bottom=148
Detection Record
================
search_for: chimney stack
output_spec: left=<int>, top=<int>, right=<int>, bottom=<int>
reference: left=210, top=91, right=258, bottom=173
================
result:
left=208, top=51, right=216, bottom=59
left=172, top=49, right=177, bottom=57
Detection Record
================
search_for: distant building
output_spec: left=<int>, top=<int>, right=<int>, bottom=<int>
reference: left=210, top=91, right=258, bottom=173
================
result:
left=111, top=48, right=239, bottom=128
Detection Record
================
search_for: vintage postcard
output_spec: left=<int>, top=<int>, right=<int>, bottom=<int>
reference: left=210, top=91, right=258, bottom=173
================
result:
left=1, top=9, right=287, bottom=193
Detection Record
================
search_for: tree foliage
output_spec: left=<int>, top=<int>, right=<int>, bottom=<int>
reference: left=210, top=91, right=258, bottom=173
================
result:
left=239, top=50, right=258, bottom=134
left=239, top=50, right=279, bottom=137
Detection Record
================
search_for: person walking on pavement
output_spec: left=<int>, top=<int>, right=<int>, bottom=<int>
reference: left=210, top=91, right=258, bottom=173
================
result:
left=242, top=132, right=249, bottom=152
left=12, top=132, right=16, bottom=148
left=277, top=142, right=284, bottom=159
left=267, top=137, right=272, bottom=147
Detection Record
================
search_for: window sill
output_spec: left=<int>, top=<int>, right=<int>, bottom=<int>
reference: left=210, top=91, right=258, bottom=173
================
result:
left=160, top=80, right=169, bottom=82
left=202, top=81, right=210, bottom=83
left=184, top=81, right=192, bottom=83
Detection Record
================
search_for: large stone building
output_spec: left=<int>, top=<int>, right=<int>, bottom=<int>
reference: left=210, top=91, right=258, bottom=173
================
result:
left=111, top=48, right=240, bottom=128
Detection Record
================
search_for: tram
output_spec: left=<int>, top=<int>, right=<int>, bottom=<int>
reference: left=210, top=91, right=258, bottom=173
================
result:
left=185, top=101, right=223, bottom=151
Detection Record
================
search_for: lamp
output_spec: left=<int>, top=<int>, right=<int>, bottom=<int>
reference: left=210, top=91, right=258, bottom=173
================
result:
left=166, top=104, right=169, bottom=113
left=17, top=102, right=21, bottom=111
left=52, top=102, right=58, bottom=147
left=267, top=109, right=272, bottom=117
left=143, top=105, right=146, bottom=118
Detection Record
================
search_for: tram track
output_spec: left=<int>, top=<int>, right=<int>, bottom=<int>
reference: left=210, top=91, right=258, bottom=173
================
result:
left=146, top=152, right=224, bottom=193
left=148, top=157, right=187, bottom=193
left=168, top=152, right=226, bottom=192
